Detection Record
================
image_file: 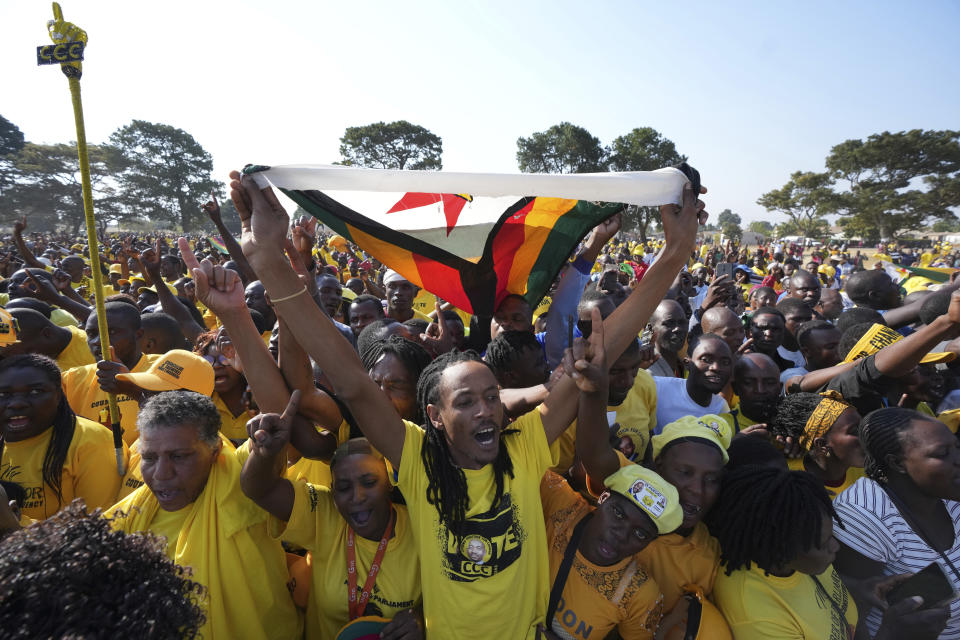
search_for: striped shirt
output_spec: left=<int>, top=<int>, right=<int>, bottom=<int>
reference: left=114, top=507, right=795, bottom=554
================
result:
left=833, top=477, right=960, bottom=639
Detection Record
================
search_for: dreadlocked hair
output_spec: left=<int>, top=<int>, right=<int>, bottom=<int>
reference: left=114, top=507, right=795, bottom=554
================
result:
left=710, top=466, right=839, bottom=575
left=0, top=355, right=76, bottom=505
left=860, top=407, right=936, bottom=483
left=360, top=336, right=432, bottom=423
left=416, top=349, right=515, bottom=541
left=769, top=392, right=826, bottom=444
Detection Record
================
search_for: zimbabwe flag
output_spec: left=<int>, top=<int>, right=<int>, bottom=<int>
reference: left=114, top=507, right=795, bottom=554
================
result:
left=247, top=164, right=692, bottom=316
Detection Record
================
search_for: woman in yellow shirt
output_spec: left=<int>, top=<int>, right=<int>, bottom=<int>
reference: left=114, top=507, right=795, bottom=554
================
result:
left=711, top=466, right=857, bottom=639
left=242, top=418, right=423, bottom=640
left=195, top=330, right=250, bottom=446
left=0, top=354, right=122, bottom=520
left=770, top=392, right=865, bottom=497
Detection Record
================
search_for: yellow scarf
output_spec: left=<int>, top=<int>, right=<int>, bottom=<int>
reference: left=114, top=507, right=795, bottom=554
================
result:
left=800, top=392, right=851, bottom=451
left=107, top=450, right=302, bottom=639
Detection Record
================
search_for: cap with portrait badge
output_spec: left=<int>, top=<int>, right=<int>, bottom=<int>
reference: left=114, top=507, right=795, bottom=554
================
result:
left=603, top=465, right=683, bottom=535
left=115, top=349, right=214, bottom=395
left=652, top=414, right=733, bottom=464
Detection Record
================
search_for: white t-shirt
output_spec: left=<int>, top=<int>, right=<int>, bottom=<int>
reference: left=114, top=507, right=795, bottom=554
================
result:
left=652, top=376, right=729, bottom=434
left=777, top=345, right=806, bottom=369
left=834, top=477, right=960, bottom=639
left=780, top=366, right=808, bottom=384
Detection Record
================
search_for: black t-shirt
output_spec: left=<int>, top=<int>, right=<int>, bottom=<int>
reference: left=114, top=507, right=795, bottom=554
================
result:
left=824, top=354, right=891, bottom=415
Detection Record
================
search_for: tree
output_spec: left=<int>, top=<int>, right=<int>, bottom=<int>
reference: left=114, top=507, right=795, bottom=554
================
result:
left=756, top=171, right=838, bottom=239
left=516, top=122, right=605, bottom=174
left=748, top=220, right=774, bottom=235
left=826, top=129, right=960, bottom=239
left=607, top=127, right=685, bottom=242
left=1, top=142, right=123, bottom=234
left=717, top=209, right=743, bottom=243
left=339, top=121, right=442, bottom=170
left=0, top=115, right=25, bottom=196
left=110, top=120, right=221, bottom=231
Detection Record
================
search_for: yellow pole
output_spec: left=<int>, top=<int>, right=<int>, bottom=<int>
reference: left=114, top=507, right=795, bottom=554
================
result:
left=45, top=3, right=124, bottom=474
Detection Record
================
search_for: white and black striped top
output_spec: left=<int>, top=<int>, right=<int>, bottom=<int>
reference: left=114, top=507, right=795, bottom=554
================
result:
left=834, top=477, right=960, bottom=639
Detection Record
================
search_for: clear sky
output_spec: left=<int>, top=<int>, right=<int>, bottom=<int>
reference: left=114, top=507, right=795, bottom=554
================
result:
left=3, top=0, right=958, bottom=225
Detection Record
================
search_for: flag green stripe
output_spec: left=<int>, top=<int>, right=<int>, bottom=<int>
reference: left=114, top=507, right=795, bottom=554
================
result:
left=901, top=264, right=951, bottom=283
left=523, top=201, right=624, bottom=306
left=281, top=188, right=354, bottom=240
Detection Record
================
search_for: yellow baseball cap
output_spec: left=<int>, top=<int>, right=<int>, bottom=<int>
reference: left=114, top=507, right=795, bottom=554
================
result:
left=843, top=323, right=956, bottom=365
left=115, top=350, right=214, bottom=395
left=0, top=308, right=20, bottom=346
left=651, top=414, right=733, bottom=464
left=603, top=465, right=682, bottom=534
left=108, top=263, right=123, bottom=274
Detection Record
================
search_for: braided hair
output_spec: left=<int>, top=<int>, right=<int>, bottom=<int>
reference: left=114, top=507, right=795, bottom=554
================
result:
left=360, top=336, right=432, bottom=423
left=769, top=392, right=826, bottom=445
left=0, top=354, right=77, bottom=504
left=484, top=330, right=542, bottom=384
left=416, top=350, right=515, bottom=540
left=860, top=407, right=936, bottom=483
left=710, top=466, right=839, bottom=575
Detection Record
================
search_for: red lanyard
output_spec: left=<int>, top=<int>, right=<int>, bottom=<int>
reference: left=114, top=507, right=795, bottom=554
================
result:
left=347, top=508, right=395, bottom=620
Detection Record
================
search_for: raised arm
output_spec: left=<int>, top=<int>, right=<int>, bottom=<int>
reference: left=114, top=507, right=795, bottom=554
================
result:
left=538, top=183, right=707, bottom=444
left=141, top=241, right=206, bottom=343
left=874, top=292, right=960, bottom=376
left=229, top=171, right=406, bottom=467
left=12, top=217, right=47, bottom=270
left=241, top=391, right=300, bottom=521
left=202, top=192, right=259, bottom=284
left=568, top=307, right=620, bottom=481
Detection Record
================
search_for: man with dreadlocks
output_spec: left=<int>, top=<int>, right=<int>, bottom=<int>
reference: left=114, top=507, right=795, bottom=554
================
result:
left=228, top=167, right=707, bottom=638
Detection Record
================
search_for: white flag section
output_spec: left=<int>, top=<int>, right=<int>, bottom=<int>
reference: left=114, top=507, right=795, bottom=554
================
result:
left=249, top=164, right=690, bottom=206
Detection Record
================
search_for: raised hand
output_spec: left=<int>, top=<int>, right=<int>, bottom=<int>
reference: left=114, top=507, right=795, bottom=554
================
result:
left=659, top=182, right=708, bottom=258
left=591, top=212, right=622, bottom=244
left=201, top=191, right=222, bottom=223
left=230, top=170, right=290, bottom=264
left=247, top=390, right=300, bottom=457
left=22, top=270, right=60, bottom=303
left=420, top=301, right=455, bottom=356
left=139, top=241, right=162, bottom=276
left=562, top=306, right=607, bottom=393
left=51, top=268, right=73, bottom=293
left=178, top=237, right=246, bottom=315
left=700, top=274, right=733, bottom=311
left=637, top=342, right=660, bottom=369
left=13, top=216, right=26, bottom=235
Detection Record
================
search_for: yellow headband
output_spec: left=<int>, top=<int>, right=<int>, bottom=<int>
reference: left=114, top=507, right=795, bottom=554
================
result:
left=800, top=391, right=850, bottom=451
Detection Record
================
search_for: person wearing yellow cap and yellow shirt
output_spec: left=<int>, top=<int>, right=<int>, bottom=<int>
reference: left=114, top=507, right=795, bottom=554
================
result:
left=539, top=342, right=679, bottom=640
left=711, top=466, right=862, bottom=640
left=769, top=392, right=865, bottom=498
left=106, top=391, right=302, bottom=640
left=0, top=353, right=124, bottom=521
left=61, top=302, right=161, bottom=447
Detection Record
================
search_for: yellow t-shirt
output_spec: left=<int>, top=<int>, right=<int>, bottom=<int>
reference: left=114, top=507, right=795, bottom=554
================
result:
left=398, top=410, right=556, bottom=639
left=272, top=481, right=421, bottom=639
left=55, top=324, right=96, bottom=372
left=552, top=368, right=657, bottom=473
left=540, top=471, right=662, bottom=640
left=213, top=392, right=250, bottom=443
left=787, top=457, right=864, bottom=499
left=635, top=523, right=721, bottom=613
left=62, top=352, right=161, bottom=446
left=149, top=503, right=190, bottom=556
left=1, top=416, right=125, bottom=520
left=714, top=563, right=857, bottom=640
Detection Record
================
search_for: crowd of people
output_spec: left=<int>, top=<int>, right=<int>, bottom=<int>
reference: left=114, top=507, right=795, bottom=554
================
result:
left=3, top=176, right=960, bottom=639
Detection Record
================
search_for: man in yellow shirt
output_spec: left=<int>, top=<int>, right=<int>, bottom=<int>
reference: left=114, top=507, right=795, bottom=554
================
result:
left=62, top=302, right=160, bottom=445
left=384, top=269, right=432, bottom=323
left=2, top=308, right=95, bottom=373
left=107, top=391, right=300, bottom=639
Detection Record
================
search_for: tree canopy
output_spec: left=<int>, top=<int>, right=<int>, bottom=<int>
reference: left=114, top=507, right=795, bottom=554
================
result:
left=756, top=171, right=837, bottom=239
left=339, top=121, right=442, bottom=170
left=607, top=127, right=686, bottom=242
left=110, top=120, right=221, bottom=231
left=717, top=209, right=743, bottom=242
left=516, top=122, right=606, bottom=174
